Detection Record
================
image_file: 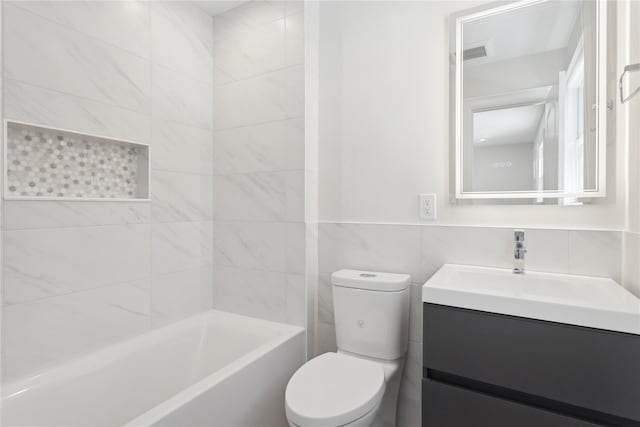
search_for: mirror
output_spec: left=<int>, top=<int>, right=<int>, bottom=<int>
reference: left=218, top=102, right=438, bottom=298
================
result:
left=451, top=0, right=607, bottom=201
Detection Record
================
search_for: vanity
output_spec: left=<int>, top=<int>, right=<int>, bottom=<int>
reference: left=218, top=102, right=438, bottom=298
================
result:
left=421, top=264, right=640, bottom=427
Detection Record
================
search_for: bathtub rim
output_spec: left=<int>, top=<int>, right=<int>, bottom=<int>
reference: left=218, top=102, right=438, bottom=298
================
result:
left=2, top=309, right=305, bottom=426
left=124, top=316, right=304, bottom=426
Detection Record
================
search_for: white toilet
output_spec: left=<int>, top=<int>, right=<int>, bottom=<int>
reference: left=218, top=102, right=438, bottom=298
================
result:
left=285, top=269, right=410, bottom=427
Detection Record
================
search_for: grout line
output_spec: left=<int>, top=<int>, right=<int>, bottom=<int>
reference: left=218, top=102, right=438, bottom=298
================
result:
left=316, top=220, right=625, bottom=233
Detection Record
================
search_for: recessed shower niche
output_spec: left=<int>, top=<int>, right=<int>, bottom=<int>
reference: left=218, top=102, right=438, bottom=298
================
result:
left=4, top=120, right=150, bottom=201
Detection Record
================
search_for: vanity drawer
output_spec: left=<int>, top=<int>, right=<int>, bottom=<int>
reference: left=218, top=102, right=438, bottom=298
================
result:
left=423, top=303, right=640, bottom=423
left=422, top=379, right=601, bottom=427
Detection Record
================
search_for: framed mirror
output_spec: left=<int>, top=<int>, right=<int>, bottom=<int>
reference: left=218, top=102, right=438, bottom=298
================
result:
left=451, top=0, right=608, bottom=200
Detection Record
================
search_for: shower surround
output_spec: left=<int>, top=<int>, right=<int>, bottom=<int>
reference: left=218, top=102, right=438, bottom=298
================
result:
left=1, top=1, right=215, bottom=381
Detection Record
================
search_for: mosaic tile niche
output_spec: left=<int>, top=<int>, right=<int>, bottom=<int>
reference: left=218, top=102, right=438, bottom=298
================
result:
left=5, top=121, right=149, bottom=200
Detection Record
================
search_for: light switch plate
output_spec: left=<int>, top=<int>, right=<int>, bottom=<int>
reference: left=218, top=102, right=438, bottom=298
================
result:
left=419, top=193, right=437, bottom=220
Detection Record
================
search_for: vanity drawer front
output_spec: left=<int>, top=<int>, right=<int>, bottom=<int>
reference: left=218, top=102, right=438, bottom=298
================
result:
left=422, top=379, right=600, bottom=427
left=423, top=303, right=640, bottom=422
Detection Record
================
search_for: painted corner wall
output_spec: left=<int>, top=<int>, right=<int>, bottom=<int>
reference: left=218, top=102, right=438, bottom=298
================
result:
left=314, top=2, right=633, bottom=426
left=318, top=0, right=626, bottom=230
left=1, top=1, right=214, bottom=381
left=211, top=1, right=307, bottom=327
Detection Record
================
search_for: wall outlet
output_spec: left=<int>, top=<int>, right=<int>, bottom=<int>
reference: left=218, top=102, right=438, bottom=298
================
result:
left=419, top=193, right=437, bottom=220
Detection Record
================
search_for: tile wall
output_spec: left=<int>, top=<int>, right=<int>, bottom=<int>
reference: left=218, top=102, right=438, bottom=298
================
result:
left=316, top=222, right=623, bottom=427
left=1, top=1, right=214, bottom=381
left=211, top=1, right=306, bottom=327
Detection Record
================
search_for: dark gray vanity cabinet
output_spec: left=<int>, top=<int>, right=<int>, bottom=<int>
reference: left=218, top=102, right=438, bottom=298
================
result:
left=422, top=303, right=640, bottom=427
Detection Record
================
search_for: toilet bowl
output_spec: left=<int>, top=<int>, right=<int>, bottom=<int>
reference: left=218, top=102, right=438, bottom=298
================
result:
left=285, top=270, right=410, bottom=427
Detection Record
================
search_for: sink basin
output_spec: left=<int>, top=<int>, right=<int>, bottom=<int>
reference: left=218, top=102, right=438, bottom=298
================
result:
left=422, top=264, right=640, bottom=335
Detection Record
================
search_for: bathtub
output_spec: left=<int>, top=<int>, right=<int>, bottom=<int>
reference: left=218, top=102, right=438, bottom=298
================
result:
left=1, top=310, right=305, bottom=427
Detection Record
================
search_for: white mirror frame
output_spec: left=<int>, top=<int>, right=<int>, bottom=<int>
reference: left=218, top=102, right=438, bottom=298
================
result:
left=453, top=0, right=608, bottom=200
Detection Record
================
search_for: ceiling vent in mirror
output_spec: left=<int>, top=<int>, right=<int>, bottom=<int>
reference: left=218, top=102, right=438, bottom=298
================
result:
left=463, top=46, right=487, bottom=61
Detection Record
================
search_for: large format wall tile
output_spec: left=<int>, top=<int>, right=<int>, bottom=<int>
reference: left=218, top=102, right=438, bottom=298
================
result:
left=151, top=64, right=213, bottom=130
left=214, top=221, right=288, bottom=272
left=151, top=221, right=213, bottom=276
left=214, top=172, right=286, bottom=221
left=1, top=0, right=216, bottom=381
left=212, top=16, right=285, bottom=82
left=4, top=4, right=151, bottom=112
left=8, top=1, right=151, bottom=58
left=151, top=171, right=213, bottom=222
left=151, top=266, right=214, bottom=327
left=4, top=201, right=150, bottom=230
left=4, top=279, right=151, bottom=381
left=569, top=230, right=622, bottom=282
left=152, top=119, right=213, bottom=175
left=319, top=223, right=422, bottom=279
left=151, top=1, right=213, bottom=83
left=4, top=224, right=151, bottom=304
left=5, top=80, right=151, bottom=144
left=213, top=67, right=302, bottom=130
left=213, top=265, right=287, bottom=322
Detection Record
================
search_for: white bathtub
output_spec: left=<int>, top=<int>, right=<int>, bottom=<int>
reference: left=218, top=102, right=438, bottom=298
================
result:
left=1, top=310, right=305, bottom=427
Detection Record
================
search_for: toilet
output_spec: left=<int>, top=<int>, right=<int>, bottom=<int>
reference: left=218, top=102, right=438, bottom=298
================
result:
left=285, top=269, right=410, bottom=427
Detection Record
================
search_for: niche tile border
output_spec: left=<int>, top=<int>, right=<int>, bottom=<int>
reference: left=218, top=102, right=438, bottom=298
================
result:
left=4, top=120, right=150, bottom=202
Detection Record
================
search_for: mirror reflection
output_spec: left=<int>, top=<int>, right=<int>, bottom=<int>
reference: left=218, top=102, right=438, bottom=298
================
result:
left=457, top=0, right=602, bottom=199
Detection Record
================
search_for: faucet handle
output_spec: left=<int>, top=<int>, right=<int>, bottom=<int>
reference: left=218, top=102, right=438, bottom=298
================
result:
left=514, top=229, right=525, bottom=242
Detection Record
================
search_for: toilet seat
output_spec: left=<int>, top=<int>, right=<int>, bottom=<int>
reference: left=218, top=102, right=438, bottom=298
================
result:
left=285, top=352, right=385, bottom=427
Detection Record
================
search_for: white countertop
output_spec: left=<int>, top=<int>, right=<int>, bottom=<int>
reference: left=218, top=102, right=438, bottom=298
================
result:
left=422, top=264, right=640, bottom=335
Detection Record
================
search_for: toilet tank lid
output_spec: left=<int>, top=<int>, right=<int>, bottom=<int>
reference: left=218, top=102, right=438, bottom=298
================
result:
left=331, top=270, right=411, bottom=292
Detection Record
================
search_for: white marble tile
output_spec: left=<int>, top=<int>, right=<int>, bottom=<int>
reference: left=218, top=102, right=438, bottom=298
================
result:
left=150, top=1, right=213, bottom=83
left=151, top=266, right=213, bottom=327
left=4, top=279, right=151, bottom=381
left=316, top=321, right=337, bottom=356
left=408, top=283, right=423, bottom=343
left=151, top=119, right=213, bottom=175
left=9, top=1, right=151, bottom=58
left=397, top=341, right=422, bottom=427
left=524, top=228, right=569, bottom=274
left=213, top=221, right=287, bottom=272
left=213, top=265, right=287, bottom=323
left=152, top=64, right=213, bottom=130
left=4, top=201, right=150, bottom=230
left=285, top=273, right=306, bottom=327
left=213, top=69, right=292, bottom=130
left=279, top=64, right=305, bottom=117
left=284, top=11, right=304, bottom=67
left=212, top=0, right=285, bottom=42
left=213, top=172, right=286, bottom=221
left=4, top=224, right=151, bottom=304
left=317, top=273, right=334, bottom=324
left=213, top=120, right=287, bottom=175
left=212, top=16, right=285, bottom=82
left=151, top=221, right=213, bottom=276
left=285, top=116, right=305, bottom=170
left=151, top=171, right=213, bottom=222
left=319, top=223, right=422, bottom=280
left=285, top=170, right=305, bottom=222
left=5, top=4, right=151, bottom=112
left=569, top=230, right=622, bottom=282
left=5, top=80, right=151, bottom=144
left=420, top=226, right=513, bottom=283
left=623, top=232, right=640, bottom=297
left=286, top=222, right=306, bottom=274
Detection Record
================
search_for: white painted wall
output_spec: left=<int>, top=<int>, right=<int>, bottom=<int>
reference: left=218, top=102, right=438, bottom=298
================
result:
left=318, top=0, right=625, bottom=229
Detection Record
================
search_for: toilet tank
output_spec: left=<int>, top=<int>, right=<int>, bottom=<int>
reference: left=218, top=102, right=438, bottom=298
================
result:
left=331, top=270, right=410, bottom=360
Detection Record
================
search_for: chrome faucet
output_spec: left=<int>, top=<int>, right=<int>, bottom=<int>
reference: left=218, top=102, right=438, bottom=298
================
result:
left=513, top=230, right=527, bottom=274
